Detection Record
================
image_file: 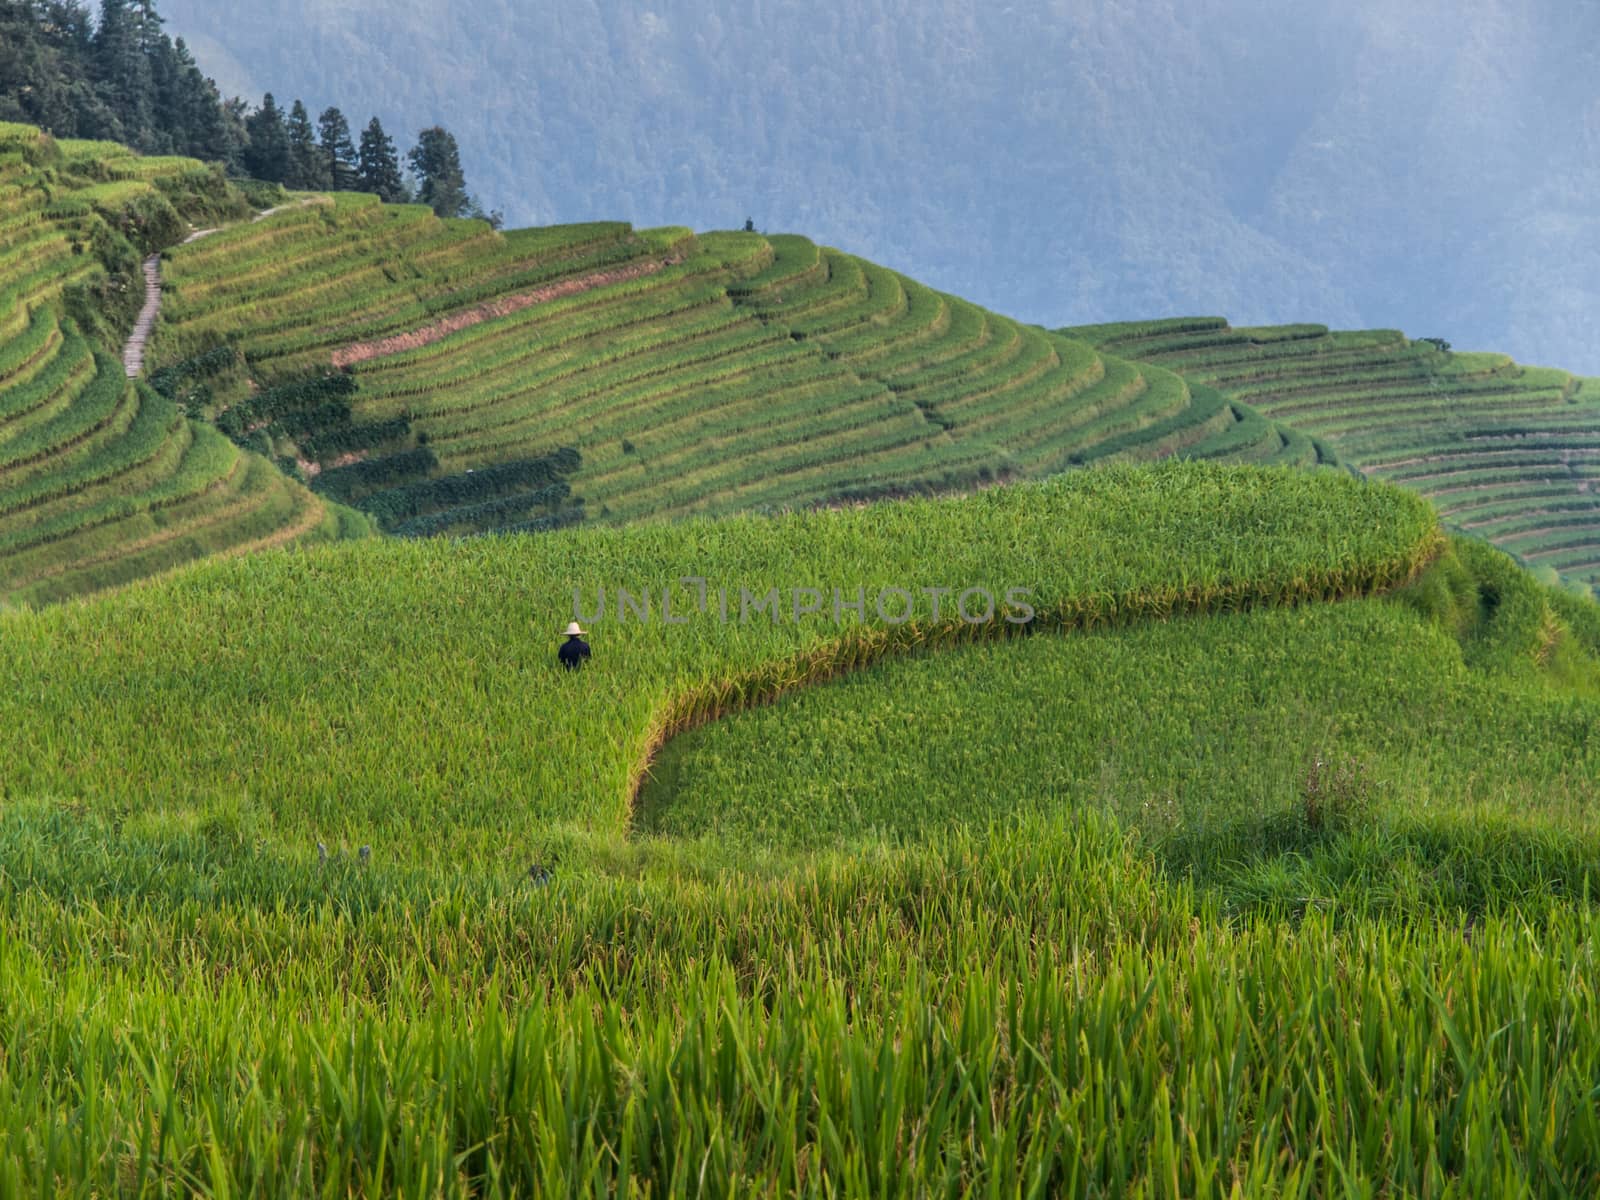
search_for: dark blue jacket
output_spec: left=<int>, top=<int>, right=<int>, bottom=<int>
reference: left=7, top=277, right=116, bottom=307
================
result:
left=558, top=636, right=591, bottom=670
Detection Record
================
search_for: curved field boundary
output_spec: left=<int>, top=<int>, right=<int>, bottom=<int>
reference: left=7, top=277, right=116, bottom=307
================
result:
left=625, top=502, right=1445, bottom=821
left=330, top=257, right=683, bottom=368
left=0, top=464, right=1442, bottom=833
left=630, top=534, right=1446, bottom=819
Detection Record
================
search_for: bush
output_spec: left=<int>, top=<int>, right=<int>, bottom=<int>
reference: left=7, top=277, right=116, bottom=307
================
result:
left=150, top=345, right=243, bottom=403
left=1301, top=754, right=1374, bottom=832
left=216, top=374, right=358, bottom=440
left=387, top=482, right=576, bottom=537
left=232, top=178, right=288, bottom=210
left=152, top=165, right=251, bottom=226
left=296, top=418, right=411, bottom=461
left=94, top=188, right=183, bottom=256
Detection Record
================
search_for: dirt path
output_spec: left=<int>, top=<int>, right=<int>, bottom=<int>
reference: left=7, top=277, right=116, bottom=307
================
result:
left=252, top=197, right=325, bottom=224
left=330, top=257, right=680, bottom=368
left=121, top=255, right=163, bottom=379
left=120, top=227, right=221, bottom=380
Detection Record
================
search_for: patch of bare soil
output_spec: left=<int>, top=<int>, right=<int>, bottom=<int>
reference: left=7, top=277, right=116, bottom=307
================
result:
left=330, top=257, right=681, bottom=368
left=296, top=450, right=368, bottom=479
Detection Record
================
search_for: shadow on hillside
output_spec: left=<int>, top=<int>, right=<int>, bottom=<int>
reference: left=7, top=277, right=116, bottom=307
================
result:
left=1155, top=807, right=1600, bottom=923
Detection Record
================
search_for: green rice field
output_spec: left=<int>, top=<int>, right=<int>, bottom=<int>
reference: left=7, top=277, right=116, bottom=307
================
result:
left=3, top=457, right=1600, bottom=1193
left=3, top=114, right=1334, bottom=601
left=0, top=123, right=359, bottom=607
left=4, top=118, right=1600, bottom=1195
left=1071, top=317, right=1600, bottom=599
left=147, top=191, right=1319, bottom=549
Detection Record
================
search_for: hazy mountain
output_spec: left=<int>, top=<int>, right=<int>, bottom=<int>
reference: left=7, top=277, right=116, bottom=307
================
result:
left=161, top=0, right=1600, bottom=372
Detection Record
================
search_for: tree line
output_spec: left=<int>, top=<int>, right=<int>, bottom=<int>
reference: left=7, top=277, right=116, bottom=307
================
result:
left=0, top=0, right=494, bottom=221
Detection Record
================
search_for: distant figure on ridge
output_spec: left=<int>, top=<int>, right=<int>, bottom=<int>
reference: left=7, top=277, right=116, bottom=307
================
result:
left=558, top=621, right=591, bottom=670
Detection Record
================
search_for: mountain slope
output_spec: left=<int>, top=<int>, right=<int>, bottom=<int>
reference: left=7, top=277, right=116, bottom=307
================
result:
left=0, top=122, right=1318, bottom=602
left=0, top=123, right=362, bottom=607
left=1074, top=317, right=1600, bottom=598
left=147, top=191, right=1320, bottom=543
left=158, top=0, right=1600, bottom=374
left=9, top=119, right=1597, bottom=612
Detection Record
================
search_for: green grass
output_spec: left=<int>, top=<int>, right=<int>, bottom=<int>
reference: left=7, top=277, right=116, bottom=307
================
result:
left=6, top=462, right=1600, bottom=1193
left=0, top=462, right=1436, bottom=848
left=642, top=539, right=1598, bottom=857
left=10, top=120, right=1600, bottom=1190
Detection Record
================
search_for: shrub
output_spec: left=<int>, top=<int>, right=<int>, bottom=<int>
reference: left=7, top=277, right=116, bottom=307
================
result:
left=1301, top=754, right=1374, bottom=832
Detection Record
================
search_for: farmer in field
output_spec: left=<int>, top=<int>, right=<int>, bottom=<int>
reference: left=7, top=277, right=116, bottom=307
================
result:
left=558, top=621, right=591, bottom=670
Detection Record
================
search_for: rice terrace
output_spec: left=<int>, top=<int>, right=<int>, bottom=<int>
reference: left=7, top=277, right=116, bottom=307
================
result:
left=2, top=3, right=1600, bottom=1195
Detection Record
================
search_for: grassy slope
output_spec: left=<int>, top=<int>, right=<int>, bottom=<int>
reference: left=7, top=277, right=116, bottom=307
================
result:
left=644, top=539, right=1600, bottom=864
left=0, top=123, right=361, bottom=607
left=5, top=464, right=1600, bottom=1192
left=12, top=118, right=1600, bottom=608
left=148, top=186, right=1321, bottom=545
left=1070, top=317, right=1600, bottom=597
left=0, top=463, right=1433, bottom=859
left=3, top=118, right=1326, bottom=601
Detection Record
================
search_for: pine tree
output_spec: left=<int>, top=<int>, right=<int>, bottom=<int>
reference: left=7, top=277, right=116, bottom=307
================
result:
left=407, top=125, right=469, bottom=219
left=317, top=106, right=359, bottom=191
left=0, top=1, right=118, bottom=138
left=144, top=18, right=184, bottom=154
left=357, top=116, right=408, bottom=203
left=285, top=98, right=329, bottom=189
left=242, top=92, right=290, bottom=183
left=94, top=0, right=153, bottom=147
left=171, top=38, right=235, bottom=164
left=133, top=0, right=163, bottom=53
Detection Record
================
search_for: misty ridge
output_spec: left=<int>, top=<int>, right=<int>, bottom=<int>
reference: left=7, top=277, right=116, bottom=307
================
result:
left=164, top=0, right=1600, bottom=373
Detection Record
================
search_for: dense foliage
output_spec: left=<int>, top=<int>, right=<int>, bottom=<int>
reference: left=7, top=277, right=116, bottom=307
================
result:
left=0, top=0, right=483, bottom=214
left=353, top=447, right=582, bottom=532
left=0, top=0, right=227, bottom=158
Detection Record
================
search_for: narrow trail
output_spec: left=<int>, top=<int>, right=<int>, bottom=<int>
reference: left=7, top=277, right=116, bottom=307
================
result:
left=252, top=197, right=324, bottom=223
left=121, top=255, right=163, bottom=378
left=118, top=196, right=393, bottom=380
left=121, top=226, right=219, bottom=380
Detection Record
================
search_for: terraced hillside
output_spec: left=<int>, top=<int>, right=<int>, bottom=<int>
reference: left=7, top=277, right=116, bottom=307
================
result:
left=151, top=202, right=1322, bottom=537
left=0, top=123, right=361, bottom=607
left=1, top=119, right=1339, bottom=601
left=1070, top=318, right=1600, bottom=597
